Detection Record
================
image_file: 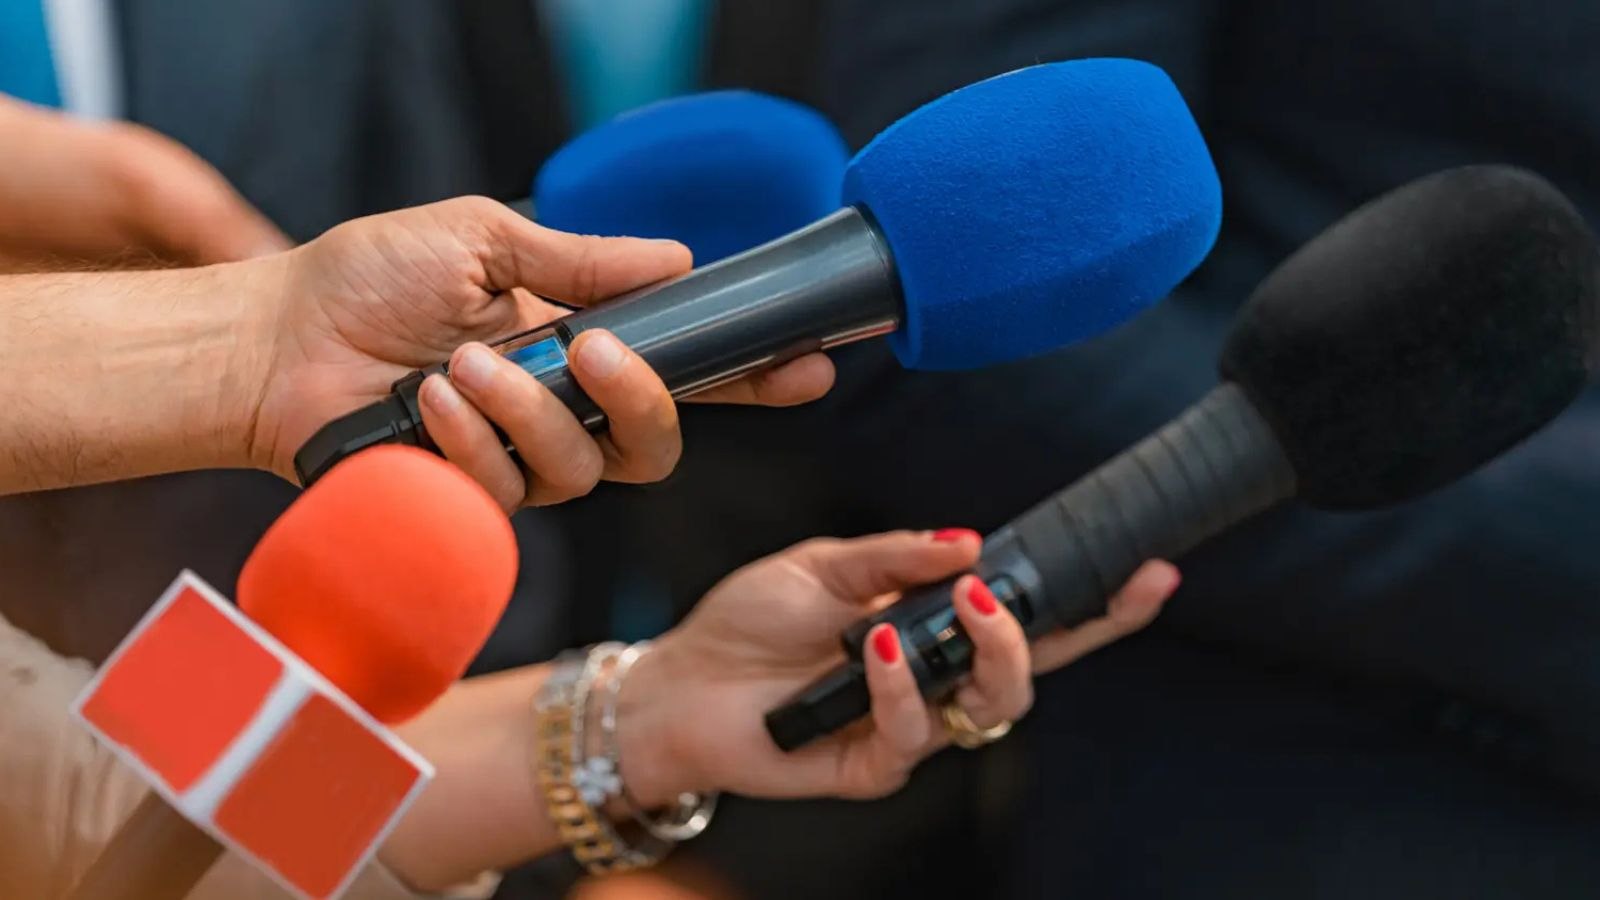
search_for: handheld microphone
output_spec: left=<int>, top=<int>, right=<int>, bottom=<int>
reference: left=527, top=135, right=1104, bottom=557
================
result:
left=764, top=164, right=1600, bottom=751
left=293, top=58, right=1223, bottom=485
left=533, top=90, right=849, bottom=264
left=71, top=446, right=517, bottom=899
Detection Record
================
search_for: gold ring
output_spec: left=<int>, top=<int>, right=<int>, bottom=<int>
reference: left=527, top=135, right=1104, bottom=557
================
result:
left=940, top=701, right=1012, bottom=749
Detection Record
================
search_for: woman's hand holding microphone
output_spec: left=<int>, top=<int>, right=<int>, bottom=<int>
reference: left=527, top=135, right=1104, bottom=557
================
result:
left=618, top=530, right=1180, bottom=805
left=387, top=530, right=1178, bottom=891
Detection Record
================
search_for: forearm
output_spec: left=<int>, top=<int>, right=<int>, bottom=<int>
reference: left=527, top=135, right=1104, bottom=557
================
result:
left=383, top=657, right=687, bottom=893
left=0, top=262, right=276, bottom=494
left=383, top=665, right=561, bottom=891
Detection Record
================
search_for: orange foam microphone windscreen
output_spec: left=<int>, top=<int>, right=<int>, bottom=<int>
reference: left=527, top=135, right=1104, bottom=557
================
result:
left=239, top=445, right=517, bottom=724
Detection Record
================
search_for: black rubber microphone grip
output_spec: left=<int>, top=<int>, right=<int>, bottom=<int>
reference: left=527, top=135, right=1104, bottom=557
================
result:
left=764, top=383, right=1297, bottom=751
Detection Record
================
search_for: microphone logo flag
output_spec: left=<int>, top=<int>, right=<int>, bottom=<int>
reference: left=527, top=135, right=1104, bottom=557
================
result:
left=72, top=571, right=433, bottom=900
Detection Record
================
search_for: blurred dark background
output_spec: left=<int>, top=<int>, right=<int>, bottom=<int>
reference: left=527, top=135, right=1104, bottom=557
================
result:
left=3, top=1, right=1599, bottom=897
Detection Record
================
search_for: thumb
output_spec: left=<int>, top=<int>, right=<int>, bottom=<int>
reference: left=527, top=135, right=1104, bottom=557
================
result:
left=462, top=198, right=694, bottom=304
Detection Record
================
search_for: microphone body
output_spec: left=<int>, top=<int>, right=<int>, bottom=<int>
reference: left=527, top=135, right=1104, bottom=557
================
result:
left=295, top=208, right=899, bottom=483
left=765, top=384, right=1296, bottom=749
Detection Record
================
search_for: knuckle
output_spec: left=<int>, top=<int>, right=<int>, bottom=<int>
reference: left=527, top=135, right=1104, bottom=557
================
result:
left=1000, top=622, right=1031, bottom=658
left=468, top=457, right=526, bottom=514
left=794, top=536, right=844, bottom=559
left=639, top=406, right=684, bottom=471
left=489, top=366, right=551, bottom=420
left=433, top=239, right=493, bottom=291
left=653, top=440, right=684, bottom=479
left=525, top=478, right=584, bottom=507
left=870, top=774, right=910, bottom=800
left=992, top=681, right=1033, bottom=722
left=883, top=703, right=929, bottom=749
left=451, top=194, right=504, bottom=220
left=601, top=365, right=675, bottom=423
left=102, top=141, right=159, bottom=206
left=441, top=196, right=507, bottom=261
left=544, top=444, right=605, bottom=495
left=634, top=379, right=679, bottom=425
left=492, top=480, right=525, bottom=513
left=570, top=239, right=602, bottom=303
left=619, top=440, right=680, bottom=485
left=850, top=768, right=910, bottom=801
left=978, top=606, right=1027, bottom=648
left=1014, top=685, right=1035, bottom=719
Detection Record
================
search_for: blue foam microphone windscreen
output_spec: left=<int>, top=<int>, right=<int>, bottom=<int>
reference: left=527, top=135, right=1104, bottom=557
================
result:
left=844, top=58, right=1223, bottom=370
left=534, top=90, right=850, bottom=264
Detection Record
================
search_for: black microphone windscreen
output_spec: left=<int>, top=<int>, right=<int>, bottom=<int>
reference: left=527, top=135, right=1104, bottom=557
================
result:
left=1220, top=165, right=1600, bottom=509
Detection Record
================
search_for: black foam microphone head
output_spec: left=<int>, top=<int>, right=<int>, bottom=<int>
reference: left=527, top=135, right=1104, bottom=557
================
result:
left=1220, top=165, right=1600, bottom=510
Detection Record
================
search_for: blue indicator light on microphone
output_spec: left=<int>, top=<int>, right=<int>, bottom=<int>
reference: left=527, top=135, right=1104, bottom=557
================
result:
left=505, top=336, right=569, bottom=378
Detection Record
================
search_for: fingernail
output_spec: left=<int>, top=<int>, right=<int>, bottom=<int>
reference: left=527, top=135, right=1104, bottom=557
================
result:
left=574, top=331, right=627, bottom=380
left=966, top=577, right=999, bottom=616
left=451, top=344, right=498, bottom=393
left=870, top=625, right=901, bottom=665
left=932, top=528, right=979, bottom=545
left=419, top=374, right=462, bottom=414
left=1165, top=566, right=1183, bottom=593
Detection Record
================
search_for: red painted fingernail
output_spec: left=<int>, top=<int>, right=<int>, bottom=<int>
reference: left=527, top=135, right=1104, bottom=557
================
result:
left=932, top=528, right=979, bottom=544
left=966, top=577, right=999, bottom=616
left=870, top=625, right=901, bottom=664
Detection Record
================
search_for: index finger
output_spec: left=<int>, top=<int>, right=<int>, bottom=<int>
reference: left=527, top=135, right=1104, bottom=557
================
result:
left=787, top=529, right=982, bottom=603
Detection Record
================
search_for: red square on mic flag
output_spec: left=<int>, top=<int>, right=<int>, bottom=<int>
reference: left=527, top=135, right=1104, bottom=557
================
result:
left=74, top=572, right=433, bottom=900
left=78, top=581, right=283, bottom=791
left=216, top=694, right=425, bottom=899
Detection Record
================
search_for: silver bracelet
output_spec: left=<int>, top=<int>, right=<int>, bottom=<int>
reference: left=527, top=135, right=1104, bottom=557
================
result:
left=533, top=644, right=668, bottom=873
left=597, top=641, right=718, bottom=843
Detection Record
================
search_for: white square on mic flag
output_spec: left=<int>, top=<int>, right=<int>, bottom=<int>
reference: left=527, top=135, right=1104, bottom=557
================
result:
left=72, top=571, right=433, bottom=900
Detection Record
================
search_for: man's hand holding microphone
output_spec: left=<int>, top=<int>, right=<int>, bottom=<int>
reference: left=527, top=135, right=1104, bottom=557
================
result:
left=0, top=195, right=834, bottom=504
left=250, top=197, right=835, bottom=509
